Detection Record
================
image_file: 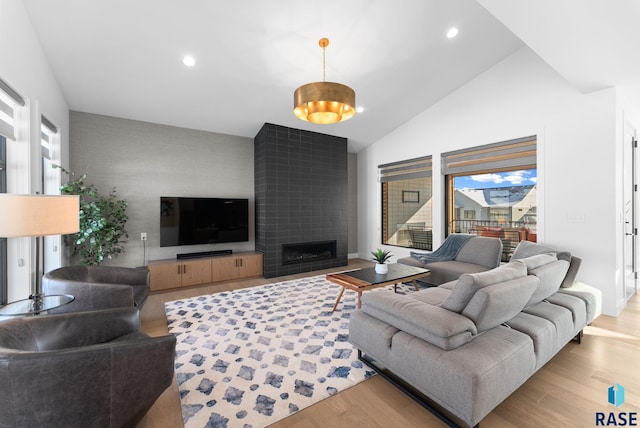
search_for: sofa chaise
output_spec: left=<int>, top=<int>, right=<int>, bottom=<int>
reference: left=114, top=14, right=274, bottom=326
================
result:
left=397, top=234, right=503, bottom=286
left=349, top=241, right=601, bottom=427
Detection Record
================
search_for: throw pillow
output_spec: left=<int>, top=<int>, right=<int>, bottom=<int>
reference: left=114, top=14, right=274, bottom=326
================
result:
left=440, top=261, right=527, bottom=313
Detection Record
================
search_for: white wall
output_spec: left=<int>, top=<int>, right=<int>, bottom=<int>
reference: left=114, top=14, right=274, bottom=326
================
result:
left=0, top=0, right=69, bottom=300
left=358, top=46, right=623, bottom=316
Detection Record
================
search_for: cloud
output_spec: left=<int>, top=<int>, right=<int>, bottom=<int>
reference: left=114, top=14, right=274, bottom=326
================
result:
left=470, top=170, right=536, bottom=185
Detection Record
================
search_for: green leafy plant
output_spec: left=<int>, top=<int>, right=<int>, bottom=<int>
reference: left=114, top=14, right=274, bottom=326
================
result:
left=54, top=165, right=129, bottom=265
left=371, top=248, right=392, bottom=264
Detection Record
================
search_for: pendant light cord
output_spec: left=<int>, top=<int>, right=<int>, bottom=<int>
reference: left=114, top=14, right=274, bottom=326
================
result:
left=322, top=45, right=326, bottom=82
left=319, top=37, right=329, bottom=82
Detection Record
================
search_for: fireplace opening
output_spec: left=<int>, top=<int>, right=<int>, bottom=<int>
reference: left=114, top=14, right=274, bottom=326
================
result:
left=282, top=240, right=337, bottom=265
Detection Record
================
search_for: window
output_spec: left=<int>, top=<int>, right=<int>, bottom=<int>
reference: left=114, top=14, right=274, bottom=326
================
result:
left=0, top=78, right=24, bottom=305
left=0, top=136, right=6, bottom=304
left=41, top=115, right=56, bottom=160
left=0, top=79, right=25, bottom=141
left=41, top=115, right=58, bottom=194
left=41, top=116, right=60, bottom=274
left=443, top=136, right=537, bottom=260
left=380, top=156, right=433, bottom=250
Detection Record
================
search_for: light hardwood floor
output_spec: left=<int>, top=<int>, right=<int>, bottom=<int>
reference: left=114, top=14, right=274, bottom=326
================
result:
left=136, top=259, right=640, bottom=428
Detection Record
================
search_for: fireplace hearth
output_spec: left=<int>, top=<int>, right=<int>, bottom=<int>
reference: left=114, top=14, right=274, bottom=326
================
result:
left=282, top=241, right=337, bottom=265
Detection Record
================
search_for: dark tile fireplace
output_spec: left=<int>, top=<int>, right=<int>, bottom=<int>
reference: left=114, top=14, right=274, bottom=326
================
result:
left=282, top=240, right=337, bottom=265
left=254, top=123, right=348, bottom=278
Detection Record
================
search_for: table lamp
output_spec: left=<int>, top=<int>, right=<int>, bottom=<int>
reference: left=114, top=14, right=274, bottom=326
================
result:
left=0, top=194, right=79, bottom=310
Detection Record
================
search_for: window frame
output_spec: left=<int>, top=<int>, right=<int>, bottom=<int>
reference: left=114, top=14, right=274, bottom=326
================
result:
left=443, top=137, right=537, bottom=262
left=379, top=155, right=433, bottom=250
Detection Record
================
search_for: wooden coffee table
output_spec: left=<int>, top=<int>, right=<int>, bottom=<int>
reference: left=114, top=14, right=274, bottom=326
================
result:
left=326, top=264, right=430, bottom=312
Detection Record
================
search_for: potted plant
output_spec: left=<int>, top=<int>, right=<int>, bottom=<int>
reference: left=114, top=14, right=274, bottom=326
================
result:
left=54, top=165, right=129, bottom=265
left=371, top=248, right=392, bottom=274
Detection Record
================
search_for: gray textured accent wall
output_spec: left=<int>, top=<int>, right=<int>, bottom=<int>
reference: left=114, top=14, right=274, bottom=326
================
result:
left=255, top=123, right=348, bottom=278
left=69, top=111, right=255, bottom=268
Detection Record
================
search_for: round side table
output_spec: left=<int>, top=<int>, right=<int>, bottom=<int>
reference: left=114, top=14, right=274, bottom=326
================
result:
left=0, top=294, right=74, bottom=316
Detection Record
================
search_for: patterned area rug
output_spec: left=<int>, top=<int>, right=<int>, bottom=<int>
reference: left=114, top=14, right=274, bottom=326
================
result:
left=165, top=275, right=416, bottom=428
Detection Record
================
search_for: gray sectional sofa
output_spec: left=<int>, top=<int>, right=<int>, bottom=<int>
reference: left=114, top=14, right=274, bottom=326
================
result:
left=397, top=235, right=502, bottom=286
left=349, top=241, right=601, bottom=427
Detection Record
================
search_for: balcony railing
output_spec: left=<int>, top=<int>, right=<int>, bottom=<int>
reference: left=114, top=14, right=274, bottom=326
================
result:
left=451, top=220, right=537, bottom=262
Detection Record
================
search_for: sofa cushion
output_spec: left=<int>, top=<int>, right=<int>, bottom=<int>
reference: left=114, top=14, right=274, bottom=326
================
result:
left=511, top=240, right=558, bottom=260
left=424, top=260, right=495, bottom=286
left=546, top=292, right=587, bottom=328
left=440, top=261, right=527, bottom=313
left=395, top=255, right=424, bottom=269
left=462, top=275, right=539, bottom=332
left=515, top=254, right=570, bottom=306
left=511, top=240, right=581, bottom=289
left=523, top=301, right=576, bottom=347
left=504, top=312, right=557, bottom=369
left=362, top=292, right=477, bottom=350
left=438, top=280, right=457, bottom=290
left=455, top=236, right=503, bottom=268
left=518, top=253, right=557, bottom=270
left=411, top=287, right=451, bottom=306
left=559, top=283, right=601, bottom=323
left=560, top=256, right=581, bottom=288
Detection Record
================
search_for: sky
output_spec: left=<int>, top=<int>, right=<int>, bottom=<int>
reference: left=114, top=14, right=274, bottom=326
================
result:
left=454, top=169, right=537, bottom=190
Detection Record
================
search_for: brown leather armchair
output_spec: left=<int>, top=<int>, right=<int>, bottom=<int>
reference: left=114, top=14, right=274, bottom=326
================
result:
left=0, top=307, right=176, bottom=428
left=42, top=265, right=149, bottom=314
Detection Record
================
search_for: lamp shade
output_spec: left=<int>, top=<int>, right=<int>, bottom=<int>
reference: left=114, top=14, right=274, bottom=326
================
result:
left=0, top=194, right=79, bottom=238
left=293, top=82, right=356, bottom=124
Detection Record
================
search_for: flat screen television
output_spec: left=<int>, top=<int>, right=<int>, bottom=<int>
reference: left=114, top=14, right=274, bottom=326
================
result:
left=160, top=197, right=249, bottom=247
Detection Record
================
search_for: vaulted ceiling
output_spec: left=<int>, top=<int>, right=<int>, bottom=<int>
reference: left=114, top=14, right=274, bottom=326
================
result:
left=22, top=0, right=640, bottom=152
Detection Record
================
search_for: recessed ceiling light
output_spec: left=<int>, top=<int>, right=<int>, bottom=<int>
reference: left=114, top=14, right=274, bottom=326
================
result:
left=183, top=55, right=196, bottom=67
left=446, top=27, right=459, bottom=39
left=356, top=106, right=365, bottom=113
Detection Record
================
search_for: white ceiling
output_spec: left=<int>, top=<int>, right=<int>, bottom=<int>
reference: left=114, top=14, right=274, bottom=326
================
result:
left=21, top=0, right=640, bottom=152
left=478, top=0, right=640, bottom=93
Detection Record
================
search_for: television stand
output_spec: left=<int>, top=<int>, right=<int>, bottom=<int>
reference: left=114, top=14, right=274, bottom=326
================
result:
left=147, top=251, right=263, bottom=291
left=177, top=249, right=233, bottom=259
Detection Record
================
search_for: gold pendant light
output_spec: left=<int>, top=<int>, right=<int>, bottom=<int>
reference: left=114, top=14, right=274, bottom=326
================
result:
left=294, top=38, right=356, bottom=124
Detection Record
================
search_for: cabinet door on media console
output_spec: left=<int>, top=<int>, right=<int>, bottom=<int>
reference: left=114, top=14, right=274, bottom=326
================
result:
left=238, top=253, right=263, bottom=277
left=211, top=257, right=239, bottom=282
left=148, top=262, right=182, bottom=291
left=181, top=258, right=213, bottom=286
left=211, top=253, right=264, bottom=282
left=148, top=258, right=213, bottom=291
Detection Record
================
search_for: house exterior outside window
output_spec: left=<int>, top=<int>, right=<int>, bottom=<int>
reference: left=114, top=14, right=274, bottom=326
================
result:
left=380, top=156, right=433, bottom=250
left=443, top=137, right=537, bottom=260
